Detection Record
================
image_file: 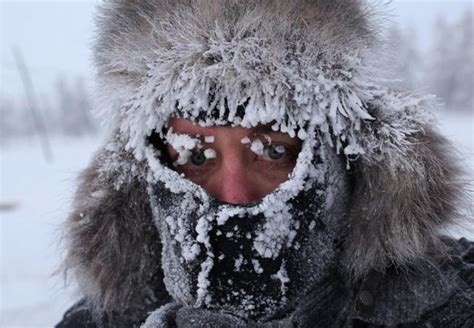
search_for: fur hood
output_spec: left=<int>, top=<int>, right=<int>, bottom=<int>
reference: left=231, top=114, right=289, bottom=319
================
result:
left=63, top=0, right=466, bottom=321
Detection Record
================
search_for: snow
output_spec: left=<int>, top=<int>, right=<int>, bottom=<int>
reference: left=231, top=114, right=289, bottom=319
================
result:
left=271, top=261, right=290, bottom=301
left=0, top=110, right=472, bottom=327
left=204, top=136, right=215, bottom=144
left=1, top=136, right=101, bottom=327
left=234, top=254, right=244, bottom=272
left=241, top=137, right=251, bottom=144
left=203, top=149, right=216, bottom=159
left=249, top=138, right=264, bottom=156
left=251, top=259, right=264, bottom=274
left=165, top=128, right=202, bottom=166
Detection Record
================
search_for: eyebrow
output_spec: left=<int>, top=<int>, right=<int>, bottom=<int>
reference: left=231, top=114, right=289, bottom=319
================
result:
left=253, top=124, right=276, bottom=134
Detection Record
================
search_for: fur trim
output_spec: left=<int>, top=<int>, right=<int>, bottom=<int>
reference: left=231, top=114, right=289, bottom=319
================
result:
left=94, top=0, right=375, bottom=84
left=343, top=126, right=466, bottom=279
left=93, top=0, right=388, bottom=162
left=63, top=146, right=171, bottom=321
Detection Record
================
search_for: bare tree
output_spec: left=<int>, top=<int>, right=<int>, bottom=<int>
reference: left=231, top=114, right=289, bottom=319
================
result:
left=12, top=47, right=53, bottom=162
left=386, top=25, right=422, bottom=90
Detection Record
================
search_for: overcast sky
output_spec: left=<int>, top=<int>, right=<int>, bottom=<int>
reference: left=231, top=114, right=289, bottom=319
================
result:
left=1, top=0, right=472, bottom=99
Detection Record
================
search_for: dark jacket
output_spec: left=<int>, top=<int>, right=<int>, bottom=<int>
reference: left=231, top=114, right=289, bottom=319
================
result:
left=57, top=239, right=473, bottom=327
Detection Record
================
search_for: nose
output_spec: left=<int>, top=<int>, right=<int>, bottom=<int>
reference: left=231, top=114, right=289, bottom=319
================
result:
left=209, top=158, right=259, bottom=205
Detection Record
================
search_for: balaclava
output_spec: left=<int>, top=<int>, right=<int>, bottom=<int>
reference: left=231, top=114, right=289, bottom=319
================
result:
left=146, top=119, right=348, bottom=319
left=79, top=0, right=450, bottom=323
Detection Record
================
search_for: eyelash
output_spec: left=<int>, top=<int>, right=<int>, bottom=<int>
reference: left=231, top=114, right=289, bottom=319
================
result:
left=183, top=143, right=297, bottom=166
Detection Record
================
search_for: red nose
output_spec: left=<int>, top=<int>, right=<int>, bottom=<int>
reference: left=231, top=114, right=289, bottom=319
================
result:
left=208, top=155, right=259, bottom=205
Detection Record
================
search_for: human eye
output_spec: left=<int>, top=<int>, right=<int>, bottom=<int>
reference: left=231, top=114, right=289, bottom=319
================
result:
left=188, top=149, right=210, bottom=166
left=250, top=133, right=301, bottom=168
left=261, top=144, right=288, bottom=161
left=258, top=143, right=301, bottom=172
left=177, top=148, right=216, bottom=178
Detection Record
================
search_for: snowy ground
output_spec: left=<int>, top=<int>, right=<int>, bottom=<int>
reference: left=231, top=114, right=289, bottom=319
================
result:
left=0, top=110, right=472, bottom=327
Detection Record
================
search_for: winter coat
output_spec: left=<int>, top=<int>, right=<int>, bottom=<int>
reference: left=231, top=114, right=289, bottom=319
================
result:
left=56, top=1, right=473, bottom=327
left=57, top=239, right=473, bottom=327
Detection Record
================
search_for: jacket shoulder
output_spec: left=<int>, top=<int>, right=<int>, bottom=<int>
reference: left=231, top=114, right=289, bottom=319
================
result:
left=352, top=238, right=474, bottom=327
left=413, top=238, right=474, bottom=327
left=55, top=299, right=147, bottom=328
left=55, top=300, right=98, bottom=328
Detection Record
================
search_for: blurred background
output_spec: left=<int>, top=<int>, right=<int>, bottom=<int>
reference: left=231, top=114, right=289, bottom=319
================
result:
left=0, top=0, right=472, bottom=326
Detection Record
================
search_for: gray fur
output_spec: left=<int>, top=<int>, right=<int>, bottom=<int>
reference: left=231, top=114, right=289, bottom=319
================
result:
left=94, top=0, right=375, bottom=77
left=342, top=127, right=466, bottom=279
left=62, top=0, right=469, bottom=322
left=63, top=147, right=170, bottom=321
left=92, top=0, right=379, bottom=136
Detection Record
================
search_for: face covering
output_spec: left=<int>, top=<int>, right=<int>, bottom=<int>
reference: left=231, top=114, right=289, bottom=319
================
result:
left=144, top=121, right=349, bottom=321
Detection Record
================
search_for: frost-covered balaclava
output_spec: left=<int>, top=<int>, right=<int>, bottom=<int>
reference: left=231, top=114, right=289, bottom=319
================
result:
left=92, top=0, right=435, bottom=322
left=145, top=114, right=349, bottom=319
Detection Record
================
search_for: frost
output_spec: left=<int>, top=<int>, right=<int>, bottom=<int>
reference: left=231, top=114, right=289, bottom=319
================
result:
left=215, top=207, right=244, bottom=226
left=76, top=213, right=91, bottom=226
left=196, top=216, right=211, bottom=245
left=165, top=128, right=202, bottom=166
left=297, top=129, right=307, bottom=140
left=196, top=256, right=214, bottom=306
left=141, top=303, right=180, bottom=328
left=234, top=254, right=244, bottom=272
left=204, top=148, right=216, bottom=159
left=273, top=145, right=286, bottom=154
left=165, top=216, right=177, bottom=236
left=204, top=136, right=215, bottom=143
left=344, top=143, right=365, bottom=156
left=271, top=261, right=290, bottom=301
left=249, top=139, right=264, bottom=155
left=90, top=190, right=106, bottom=199
left=182, top=242, right=201, bottom=262
left=262, top=134, right=272, bottom=144
left=241, top=137, right=251, bottom=144
left=252, top=259, right=264, bottom=274
left=253, top=203, right=298, bottom=259
left=195, top=215, right=215, bottom=306
left=102, top=18, right=433, bottom=173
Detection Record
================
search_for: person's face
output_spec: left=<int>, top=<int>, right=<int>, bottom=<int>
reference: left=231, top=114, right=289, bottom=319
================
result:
left=166, top=117, right=302, bottom=205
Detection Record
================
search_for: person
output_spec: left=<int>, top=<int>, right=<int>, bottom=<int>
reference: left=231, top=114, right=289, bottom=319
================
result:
left=56, top=0, right=473, bottom=327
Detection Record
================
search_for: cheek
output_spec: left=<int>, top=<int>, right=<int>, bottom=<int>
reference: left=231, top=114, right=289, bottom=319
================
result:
left=177, top=166, right=212, bottom=185
left=250, top=162, right=293, bottom=192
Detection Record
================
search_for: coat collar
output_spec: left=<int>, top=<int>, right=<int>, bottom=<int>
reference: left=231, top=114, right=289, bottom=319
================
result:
left=351, top=261, right=459, bottom=326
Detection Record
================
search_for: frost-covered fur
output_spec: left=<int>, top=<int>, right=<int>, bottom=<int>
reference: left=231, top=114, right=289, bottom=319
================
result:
left=63, top=147, right=171, bottom=321
left=94, top=0, right=431, bottom=165
left=343, top=127, right=465, bottom=277
left=63, top=0, right=467, bottom=321
left=94, top=0, right=375, bottom=116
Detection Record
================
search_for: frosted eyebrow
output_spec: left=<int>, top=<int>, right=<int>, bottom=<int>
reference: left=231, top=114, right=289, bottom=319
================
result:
left=253, top=125, right=274, bottom=134
left=253, top=126, right=299, bottom=143
left=165, top=130, right=212, bottom=144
